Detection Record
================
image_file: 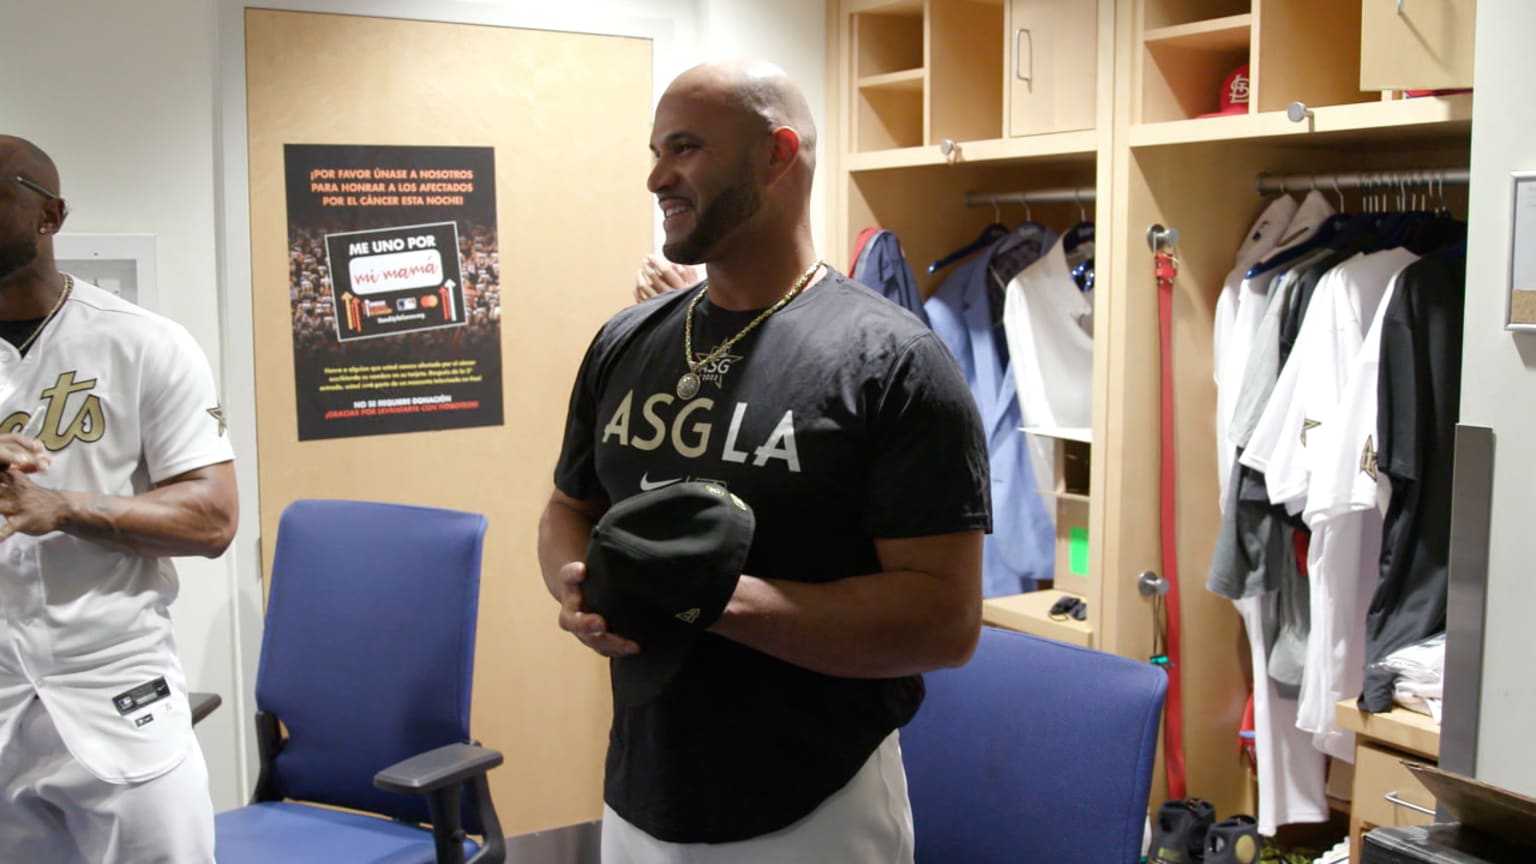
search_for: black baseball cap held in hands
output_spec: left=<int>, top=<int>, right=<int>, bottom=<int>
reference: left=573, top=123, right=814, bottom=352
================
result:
left=583, top=480, right=755, bottom=707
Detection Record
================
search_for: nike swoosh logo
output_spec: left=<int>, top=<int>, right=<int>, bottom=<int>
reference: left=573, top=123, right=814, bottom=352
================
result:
left=639, top=473, right=681, bottom=492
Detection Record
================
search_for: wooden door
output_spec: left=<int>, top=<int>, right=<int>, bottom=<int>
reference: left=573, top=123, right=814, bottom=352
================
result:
left=1360, top=0, right=1476, bottom=90
left=1008, top=0, right=1098, bottom=136
left=244, top=9, right=653, bottom=834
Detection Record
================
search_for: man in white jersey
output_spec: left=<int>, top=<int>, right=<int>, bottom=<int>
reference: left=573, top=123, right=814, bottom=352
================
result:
left=0, top=135, right=237, bottom=863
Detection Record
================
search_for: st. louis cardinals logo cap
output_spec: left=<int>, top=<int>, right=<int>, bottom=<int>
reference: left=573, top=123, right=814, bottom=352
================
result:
left=583, top=480, right=754, bottom=707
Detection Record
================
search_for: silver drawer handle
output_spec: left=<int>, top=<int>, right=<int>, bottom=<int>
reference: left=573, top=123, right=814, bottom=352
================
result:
left=1384, top=791, right=1435, bottom=816
left=1014, top=28, right=1033, bottom=89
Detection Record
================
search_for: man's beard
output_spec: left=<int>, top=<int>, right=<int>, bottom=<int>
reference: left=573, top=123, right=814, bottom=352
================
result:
left=663, top=174, right=762, bottom=266
left=0, top=237, right=39, bottom=282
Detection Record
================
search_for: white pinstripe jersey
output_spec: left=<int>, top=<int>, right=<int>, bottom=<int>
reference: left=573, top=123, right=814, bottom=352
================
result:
left=0, top=278, right=233, bottom=784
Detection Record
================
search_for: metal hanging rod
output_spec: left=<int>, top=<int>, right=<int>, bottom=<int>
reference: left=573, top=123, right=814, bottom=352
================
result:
left=1255, top=168, right=1469, bottom=194
left=964, top=186, right=1096, bottom=207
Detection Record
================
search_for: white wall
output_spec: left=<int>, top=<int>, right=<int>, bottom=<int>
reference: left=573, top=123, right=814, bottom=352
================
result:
left=4, top=0, right=827, bottom=815
left=699, top=0, right=831, bottom=253
left=1461, top=0, right=1536, bottom=796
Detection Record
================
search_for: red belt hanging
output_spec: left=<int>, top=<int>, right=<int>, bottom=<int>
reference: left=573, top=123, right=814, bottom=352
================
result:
left=1154, top=248, right=1188, bottom=801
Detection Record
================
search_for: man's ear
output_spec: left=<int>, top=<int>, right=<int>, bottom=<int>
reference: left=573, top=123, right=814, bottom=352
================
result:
left=764, top=127, right=801, bottom=184
left=39, top=199, right=67, bottom=235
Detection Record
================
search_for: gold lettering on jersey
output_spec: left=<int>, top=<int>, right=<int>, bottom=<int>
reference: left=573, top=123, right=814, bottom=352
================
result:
left=41, top=372, right=106, bottom=448
left=1360, top=435, right=1378, bottom=481
left=1301, top=418, right=1321, bottom=446
left=598, top=389, right=800, bottom=472
left=2, top=373, right=107, bottom=450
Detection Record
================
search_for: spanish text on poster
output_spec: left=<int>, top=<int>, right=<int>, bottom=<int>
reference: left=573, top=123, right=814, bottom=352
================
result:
left=285, top=144, right=503, bottom=440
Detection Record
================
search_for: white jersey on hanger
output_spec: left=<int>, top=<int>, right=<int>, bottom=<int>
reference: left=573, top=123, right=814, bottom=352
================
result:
left=1295, top=260, right=1415, bottom=760
left=1269, top=250, right=1417, bottom=501
left=1213, top=195, right=1299, bottom=506
left=1002, top=232, right=1093, bottom=486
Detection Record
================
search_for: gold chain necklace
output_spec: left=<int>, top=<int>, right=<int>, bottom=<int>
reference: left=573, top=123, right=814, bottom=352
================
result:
left=15, top=273, right=72, bottom=356
left=678, top=260, right=824, bottom=400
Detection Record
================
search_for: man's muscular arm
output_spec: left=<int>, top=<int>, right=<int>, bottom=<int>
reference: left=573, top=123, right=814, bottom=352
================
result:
left=0, top=460, right=237, bottom=558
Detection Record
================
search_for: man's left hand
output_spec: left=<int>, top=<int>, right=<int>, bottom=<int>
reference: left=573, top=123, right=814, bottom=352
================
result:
left=0, top=465, right=66, bottom=542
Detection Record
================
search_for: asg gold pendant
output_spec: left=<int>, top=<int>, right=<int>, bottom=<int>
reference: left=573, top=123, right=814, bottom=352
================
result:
left=677, top=372, right=701, bottom=400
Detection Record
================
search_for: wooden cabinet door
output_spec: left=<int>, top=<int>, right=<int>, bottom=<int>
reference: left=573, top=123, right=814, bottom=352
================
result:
left=1007, top=0, right=1097, bottom=136
left=1360, top=0, right=1476, bottom=90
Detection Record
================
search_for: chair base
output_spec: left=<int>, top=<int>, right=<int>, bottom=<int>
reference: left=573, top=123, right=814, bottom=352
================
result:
left=216, top=801, right=478, bottom=864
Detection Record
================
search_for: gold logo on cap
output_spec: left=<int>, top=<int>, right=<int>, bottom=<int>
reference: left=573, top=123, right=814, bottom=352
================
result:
left=675, top=608, right=701, bottom=624
left=703, top=485, right=724, bottom=497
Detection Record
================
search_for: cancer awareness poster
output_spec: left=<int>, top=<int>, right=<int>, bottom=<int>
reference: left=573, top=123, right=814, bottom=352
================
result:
left=284, top=143, right=503, bottom=440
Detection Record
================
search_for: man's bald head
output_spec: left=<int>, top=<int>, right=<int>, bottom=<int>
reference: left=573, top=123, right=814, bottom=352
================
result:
left=665, top=61, right=817, bottom=174
left=0, top=135, right=61, bottom=196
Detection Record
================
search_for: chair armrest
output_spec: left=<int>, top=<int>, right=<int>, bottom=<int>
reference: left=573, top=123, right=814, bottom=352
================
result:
left=373, top=743, right=504, bottom=795
left=190, top=692, right=222, bottom=725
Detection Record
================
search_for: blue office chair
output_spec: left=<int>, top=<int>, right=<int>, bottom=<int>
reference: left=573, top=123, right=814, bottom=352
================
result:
left=215, top=499, right=504, bottom=864
left=902, top=626, right=1168, bottom=864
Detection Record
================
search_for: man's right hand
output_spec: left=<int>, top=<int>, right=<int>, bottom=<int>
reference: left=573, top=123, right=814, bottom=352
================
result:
left=0, top=434, right=50, bottom=473
left=633, top=253, right=701, bottom=303
left=557, top=560, right=640, bottom=658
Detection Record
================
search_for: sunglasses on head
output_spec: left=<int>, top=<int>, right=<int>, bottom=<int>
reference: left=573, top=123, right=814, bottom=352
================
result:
left=12, top=175, right=60, bottom=200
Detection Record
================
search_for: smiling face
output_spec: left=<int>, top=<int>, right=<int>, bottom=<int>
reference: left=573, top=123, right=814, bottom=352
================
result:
left=646, top=85, right=769, bottom=266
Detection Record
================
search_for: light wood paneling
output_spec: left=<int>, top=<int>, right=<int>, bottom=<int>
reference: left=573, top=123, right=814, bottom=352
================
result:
left=1254, top=0, right=1368, bottom=113
left=1007, top=0, right=1099, bottom=136
left=1360, top=0, right=1477, bottom=91
left=856, top=87, right=926, bottom=151
left=930, top=0, right=1006, bottom=144
left=983, top=589, right=1094, bottom=646
left=853, top=8, right=925, bottom=77
left=1141, top=0, right=1252, bottom=31
left=244, top=9, right=652, bottom=834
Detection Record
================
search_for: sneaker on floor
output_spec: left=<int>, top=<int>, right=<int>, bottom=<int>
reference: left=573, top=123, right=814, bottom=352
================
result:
left=1149, top=798, right=1217, bottom=864
left=1205, top=815, right=1261, bottom=864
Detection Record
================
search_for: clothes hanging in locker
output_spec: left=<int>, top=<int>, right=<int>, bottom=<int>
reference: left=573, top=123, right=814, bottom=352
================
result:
left=1207, top=181, right=1468, bottom=833
left=848, top=228, right=928, bottom=325
left=1364, top=237, right=1467, bottom=712
left=925, top=227, right=1057, bottom=598
left=1281, top=245, right=1420, bottom=761
left=1000, top=227, right=1095, bottom=491
left=1207, top=192, right=1335, bottom=837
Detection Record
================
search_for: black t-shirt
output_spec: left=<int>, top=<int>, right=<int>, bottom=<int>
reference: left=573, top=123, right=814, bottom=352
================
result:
left=1364, top=243, right=1465, bottom=712
left=554, top=270, right=990, bottom=842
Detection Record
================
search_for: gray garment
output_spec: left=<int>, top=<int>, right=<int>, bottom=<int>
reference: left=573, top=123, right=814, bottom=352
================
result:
left=1206, top=459, right=1311, bottom=697
left=1229, top=250, right=1331, bottom=449
left=1207, top=457, right=1309, bottom=697
left=1207, top=459, right=1296, bottom=601
left=1265, top=546, right=1311, bottom=698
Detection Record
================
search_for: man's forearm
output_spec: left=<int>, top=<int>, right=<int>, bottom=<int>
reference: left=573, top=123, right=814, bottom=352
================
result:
left=538, top=497, right=598, bottom=600
left=55, top=466, right=237, bottom=558
left=709, top=568, right=980, bottom=679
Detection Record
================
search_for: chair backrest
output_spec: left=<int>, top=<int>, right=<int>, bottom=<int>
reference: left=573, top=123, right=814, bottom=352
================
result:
left=256, top=498, right=488, bottom=824
left=902, top=626, right=1168, bottom=864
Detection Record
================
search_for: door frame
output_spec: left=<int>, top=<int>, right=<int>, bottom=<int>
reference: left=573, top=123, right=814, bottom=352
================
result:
left=213, top=0, right=681, bottom=801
